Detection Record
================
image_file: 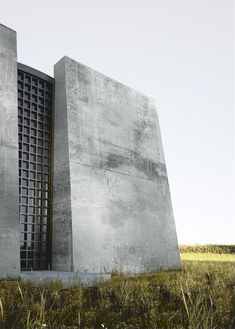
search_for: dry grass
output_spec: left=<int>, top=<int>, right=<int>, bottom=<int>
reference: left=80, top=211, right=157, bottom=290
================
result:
left=180, top=252, right=235, bottom=262
left=0, top=245, right=234, bottom=329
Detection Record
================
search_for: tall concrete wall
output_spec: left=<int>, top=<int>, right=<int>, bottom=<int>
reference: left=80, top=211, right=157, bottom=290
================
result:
left=53, top=56, right=180, bottom=273
left=52, top=60, right=73, bottom=271
left=0, top=24, right=20, bottom=279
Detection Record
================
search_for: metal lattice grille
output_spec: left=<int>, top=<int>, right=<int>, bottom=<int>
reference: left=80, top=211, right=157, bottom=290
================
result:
left=18, top=69, right=53, bottom=270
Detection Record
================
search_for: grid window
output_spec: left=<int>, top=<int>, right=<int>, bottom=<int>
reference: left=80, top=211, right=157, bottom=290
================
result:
left=23, top=135, right=30, bottom=143
left=23, top=127, right=29, bottom=134
left=23, top=162, right=29, bottom=169
left=18, top=69, right=53, bottom=271
left=32, top=103, right=37, bottom=111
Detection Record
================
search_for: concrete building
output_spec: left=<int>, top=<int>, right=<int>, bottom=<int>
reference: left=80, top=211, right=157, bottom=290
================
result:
left=0, top=23, right=181, bottom=280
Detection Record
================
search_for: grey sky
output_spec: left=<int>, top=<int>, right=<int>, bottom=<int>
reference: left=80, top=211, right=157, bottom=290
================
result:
left=0, top=0, right=234, bottom=244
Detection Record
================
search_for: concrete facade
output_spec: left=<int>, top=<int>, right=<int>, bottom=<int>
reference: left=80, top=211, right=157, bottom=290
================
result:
left=0, top=23, right=180, bottom=278
left=0, top=24, right=20, bottom=279
left=52, top=57, right=180, bottom=273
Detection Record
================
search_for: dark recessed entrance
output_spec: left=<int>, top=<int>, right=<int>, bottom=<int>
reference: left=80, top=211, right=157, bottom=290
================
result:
left=17, top=63, right=54, bottom=270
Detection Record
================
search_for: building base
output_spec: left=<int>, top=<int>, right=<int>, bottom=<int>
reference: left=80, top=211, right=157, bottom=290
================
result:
left=20, top=270, right=111, bottom=286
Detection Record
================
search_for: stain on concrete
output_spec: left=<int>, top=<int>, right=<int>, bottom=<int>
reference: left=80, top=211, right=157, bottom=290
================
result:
left=105, top=152, right=128, bottom=169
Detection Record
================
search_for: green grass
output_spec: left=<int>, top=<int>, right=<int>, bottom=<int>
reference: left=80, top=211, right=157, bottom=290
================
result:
left=180, top=252, right=235, bottom=262
left=0, top=245, right=234, bottom=329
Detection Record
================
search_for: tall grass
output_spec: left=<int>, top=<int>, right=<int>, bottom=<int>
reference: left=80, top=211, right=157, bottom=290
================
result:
left=0, top=248, right=234, bottom=329
left=179, top=244, right=235, bottom=254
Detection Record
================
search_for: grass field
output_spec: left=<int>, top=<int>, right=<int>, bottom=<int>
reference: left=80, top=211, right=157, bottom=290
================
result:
left=180, top=252, right=235, bottom=262
left=0, top=245, right=234, bottom=329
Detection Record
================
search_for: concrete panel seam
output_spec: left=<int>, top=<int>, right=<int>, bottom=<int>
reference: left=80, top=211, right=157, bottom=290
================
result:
left=69, top=159, right=168, bottom=183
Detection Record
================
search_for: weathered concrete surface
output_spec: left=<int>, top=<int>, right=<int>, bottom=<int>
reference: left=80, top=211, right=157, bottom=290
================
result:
left=52, top=61, right=73, bottom=271
left=0, top=24, right=20, bottom=279
left=53, top=56, right=181, bottom=273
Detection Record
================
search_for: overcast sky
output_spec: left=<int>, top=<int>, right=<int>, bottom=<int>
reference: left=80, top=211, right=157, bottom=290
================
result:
left=0, top=0, right=234, bottom=244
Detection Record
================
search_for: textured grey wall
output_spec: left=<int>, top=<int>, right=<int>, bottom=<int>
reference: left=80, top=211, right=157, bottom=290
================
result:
left=53, top=56, right=181, bottom=273
left=0, top=24, right=20, bottom=279
left=52, top=60, right=73, bottom=271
